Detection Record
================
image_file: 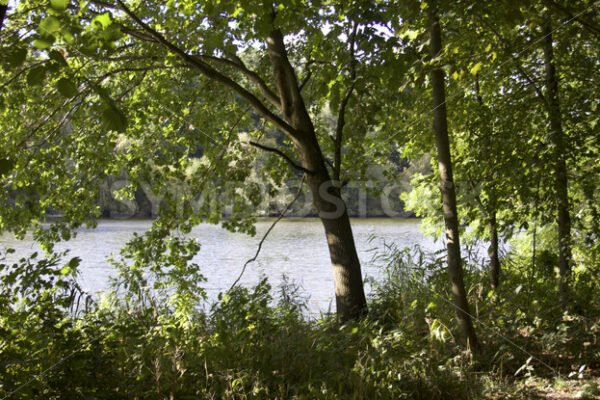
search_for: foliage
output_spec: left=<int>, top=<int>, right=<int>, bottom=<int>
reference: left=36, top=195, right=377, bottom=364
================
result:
left=1, top=241, right=599, bottom=399
left=1, top=0, right=600, bottom=397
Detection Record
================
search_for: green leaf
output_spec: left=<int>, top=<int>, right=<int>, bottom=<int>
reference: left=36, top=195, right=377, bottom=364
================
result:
left=93, top=12, right=112, bottom=29
left=0, top=159, right=15, bottom=177
left=470, top=62, right=483, bottom=75
left=92, top=84, right=112, bottom=103
left=101, top=24, right=123, bottom=42
left=33, top=37, right=53, bottom=49
left=405, top=29, right=419, bottom=40
left=102, top=105, right=127, bottom=132
left=62, top=29, right=75, bottom=44
left=67, top=257, right=81, bottom=268
left=39, top=16, right=61, bottom=34
left=27, top=66, right=47, bottom=86
left=7, top=48, right=27, bottom=67
left=50, top=0, right=69, bottom=11
left=56, top=78, right=78, bottom=97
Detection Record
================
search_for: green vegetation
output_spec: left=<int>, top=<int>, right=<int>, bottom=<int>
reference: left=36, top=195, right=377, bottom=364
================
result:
left=1, top=240, right=599, bottom=399
left=1, top=0, right=600, bottom=398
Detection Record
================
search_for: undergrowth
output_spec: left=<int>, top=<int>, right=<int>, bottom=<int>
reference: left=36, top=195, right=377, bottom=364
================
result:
left=1, top=236, right=599, bottom=399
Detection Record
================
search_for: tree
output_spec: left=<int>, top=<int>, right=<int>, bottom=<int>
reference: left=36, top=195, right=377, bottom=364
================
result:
left=542, top=13, right=572, bottom=301
left=426, top=3, right=479, bottom=349
left=0, top=0, right=409, bottom=320
left=466, top=1, right=588, bottom=299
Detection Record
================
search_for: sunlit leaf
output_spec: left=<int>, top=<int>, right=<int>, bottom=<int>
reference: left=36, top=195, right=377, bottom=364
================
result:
left=470, top=62, right=483, bottom=75
left=33, top=38, right=53, bottom=49
left=39, top=16, right=61, bottom=34
left=50, top=0, right=69, bottom=11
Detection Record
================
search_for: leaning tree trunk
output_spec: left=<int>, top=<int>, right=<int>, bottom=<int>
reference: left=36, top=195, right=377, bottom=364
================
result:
left=542, top=17, right=572, bottom=302
left=428, top=7, right=479, bottom=349
left=266, top=30, right=367, bottom=321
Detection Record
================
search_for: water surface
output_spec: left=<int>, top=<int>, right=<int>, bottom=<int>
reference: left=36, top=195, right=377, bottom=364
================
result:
left=1, top=218, right=444, bottom=312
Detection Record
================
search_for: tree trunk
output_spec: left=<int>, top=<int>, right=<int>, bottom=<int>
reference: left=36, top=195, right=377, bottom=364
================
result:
left=531, top=220, right=537, bottom=290
left=266, top=30, right=367, bottom=321
left=0, top=4, right=7, bottom=34
left=428, top=7, right=479, bottom=349
left=542, top=17, right=572, bottom=302
left=475, top=77, right=501, bottom=289
left=489, top=212, right=500, bottom=289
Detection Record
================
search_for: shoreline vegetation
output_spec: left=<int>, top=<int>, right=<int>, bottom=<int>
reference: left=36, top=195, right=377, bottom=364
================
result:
left=1, top=243, right=599, bottom=399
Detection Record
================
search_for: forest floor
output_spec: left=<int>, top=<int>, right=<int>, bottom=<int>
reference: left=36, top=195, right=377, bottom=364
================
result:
left=534, top=378, right=600, bottom=400
left=501, top=376, right=600, bottom=399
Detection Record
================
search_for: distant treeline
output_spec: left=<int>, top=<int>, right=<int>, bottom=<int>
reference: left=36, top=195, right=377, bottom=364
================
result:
left=94, top=173, right=416, bottom=219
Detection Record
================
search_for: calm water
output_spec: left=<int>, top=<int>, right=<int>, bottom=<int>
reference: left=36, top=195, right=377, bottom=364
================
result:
left=1, top=218, right=444, bottom=312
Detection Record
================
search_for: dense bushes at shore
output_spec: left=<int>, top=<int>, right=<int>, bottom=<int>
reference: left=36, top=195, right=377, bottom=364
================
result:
left=1, top=239, right=599, bottom=399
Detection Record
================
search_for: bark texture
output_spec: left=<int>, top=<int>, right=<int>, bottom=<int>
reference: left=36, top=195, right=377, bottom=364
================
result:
left=428, top=7, right=479, bottom=349
left=266, top=30, right=367, bottom=321
left=542, top=17, right=572, bottom=301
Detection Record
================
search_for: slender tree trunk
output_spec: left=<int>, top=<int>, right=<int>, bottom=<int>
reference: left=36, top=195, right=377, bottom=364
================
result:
left=266, top=30, right=367, bottom=321
left=489, top=212, right=500, bottom=289
left=531, top=220, right=537, bottom=290
left=475, top=77, right=501, bottom=289
left=542, top=17, right=572, bottom=301
left=0, top=4, right=7, bottom=34
left=428, top=7, right=479, bottom=349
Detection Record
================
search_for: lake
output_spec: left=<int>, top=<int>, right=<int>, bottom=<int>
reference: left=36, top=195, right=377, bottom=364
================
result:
left=1, top=218, right=447, bottom=312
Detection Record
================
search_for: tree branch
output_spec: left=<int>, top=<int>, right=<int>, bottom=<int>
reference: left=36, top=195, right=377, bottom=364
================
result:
left=117, top=24, right=159, bottom=43
left=249, top=141, right=314, bottom=175
left=544, top=0, right=600, bottom=38
left=478, top=17, right=547, bottom=103
left=29, top=96, right=88, bottom=154
left=89, top=64, right=171, bottom=80
left=104, top=54, right=157, bottom=62
left=228, top=174, right=306, bottom=292
left=195, top=54, right=281, bottom=110
left=298, top=60, right=316, bottom=92
left=333, top=22, right=358, bottom=182
left=17, top=64, right=154, bottom=149
left=115, top=0, right=298, bottom=139
left=466, top=171, right=489, bottom=218
left=333, top=83, right=355, bottom=181
left=0, top=61, right=49, bottom=91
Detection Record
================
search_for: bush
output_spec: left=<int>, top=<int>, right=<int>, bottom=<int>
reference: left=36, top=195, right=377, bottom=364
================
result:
left=1, top=239, right=599, bottom=399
